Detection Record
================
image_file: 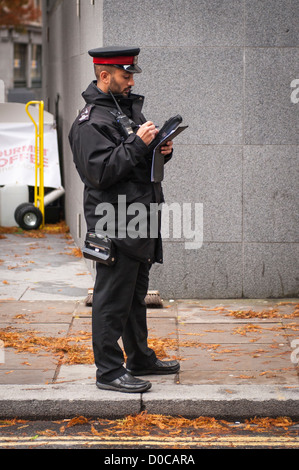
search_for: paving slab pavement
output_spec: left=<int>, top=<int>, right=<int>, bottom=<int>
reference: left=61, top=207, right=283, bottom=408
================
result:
left=0, top=232, right=298, bottom=419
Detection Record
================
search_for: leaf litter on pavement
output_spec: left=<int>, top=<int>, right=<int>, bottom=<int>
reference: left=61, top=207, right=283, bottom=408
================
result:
left=0, top=221, right=70, bottom=238
left=1, top=298, right=299, bottom=442
left=0, top=328, right=93, bottom=365
left=0, top=303, right=298, bottom=367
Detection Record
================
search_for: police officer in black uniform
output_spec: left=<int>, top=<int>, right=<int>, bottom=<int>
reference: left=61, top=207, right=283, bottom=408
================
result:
left=69, top=46, right=179, bottom=393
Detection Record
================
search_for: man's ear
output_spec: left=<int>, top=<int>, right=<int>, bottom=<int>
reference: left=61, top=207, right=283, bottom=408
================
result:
left=100, top=70, right=111, bottom=85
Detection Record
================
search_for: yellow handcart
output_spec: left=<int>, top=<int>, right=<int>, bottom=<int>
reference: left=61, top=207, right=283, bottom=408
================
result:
left=14, top=100, right=45, bottom=230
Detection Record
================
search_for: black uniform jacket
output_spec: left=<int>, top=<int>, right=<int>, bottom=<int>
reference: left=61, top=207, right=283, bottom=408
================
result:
left=69, top=81, right=171, bottom=264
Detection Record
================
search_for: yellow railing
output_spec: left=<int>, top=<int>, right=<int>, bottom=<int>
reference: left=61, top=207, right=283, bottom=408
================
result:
left=25, top=100, right=45, bottom=227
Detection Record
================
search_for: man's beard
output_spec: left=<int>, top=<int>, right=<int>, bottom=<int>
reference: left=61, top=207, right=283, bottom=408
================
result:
left=109, top=77, right=131, bottom=96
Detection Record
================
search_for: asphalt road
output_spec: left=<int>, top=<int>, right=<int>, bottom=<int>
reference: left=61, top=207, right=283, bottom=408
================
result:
left=0, top=417, right=298, bottom=450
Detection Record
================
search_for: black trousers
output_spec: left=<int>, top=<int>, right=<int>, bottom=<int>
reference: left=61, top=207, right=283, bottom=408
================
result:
left=92, top=250, right=157, bottom=381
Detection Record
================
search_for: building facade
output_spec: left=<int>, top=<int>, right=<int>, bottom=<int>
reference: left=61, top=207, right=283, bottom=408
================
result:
left=42, top=0, right=299, bottom=299
left=0, top=0, right=42, bottom=103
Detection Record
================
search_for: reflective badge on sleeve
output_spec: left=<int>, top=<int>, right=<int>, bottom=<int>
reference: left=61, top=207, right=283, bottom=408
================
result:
left=78, top=104, right=95, bottom=123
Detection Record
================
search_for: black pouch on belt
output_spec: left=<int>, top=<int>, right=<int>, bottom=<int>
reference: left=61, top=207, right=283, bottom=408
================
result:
left=82, top=231, right=116, bottom=266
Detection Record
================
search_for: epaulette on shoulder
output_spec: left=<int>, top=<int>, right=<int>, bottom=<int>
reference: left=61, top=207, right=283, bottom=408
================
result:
left=78, top=104, right=95, bottom=123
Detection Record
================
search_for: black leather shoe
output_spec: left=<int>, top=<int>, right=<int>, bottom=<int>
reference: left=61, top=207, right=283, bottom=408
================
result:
left=127, top=359, right=180, bottom=376
left=96, top=371, right=152, bottom=393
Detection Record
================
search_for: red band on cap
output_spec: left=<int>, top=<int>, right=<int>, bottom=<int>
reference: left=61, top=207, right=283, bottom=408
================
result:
left=93, top=56, right=134, bottom=65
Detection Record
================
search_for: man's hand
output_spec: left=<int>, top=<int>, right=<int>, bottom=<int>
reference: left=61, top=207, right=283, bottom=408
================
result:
left=136, top=121, right=158, bottom=146
left=159, top=140, right=173, bottom=156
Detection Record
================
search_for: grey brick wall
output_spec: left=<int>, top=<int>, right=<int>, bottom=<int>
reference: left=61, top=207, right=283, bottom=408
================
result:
left=43, top=0, right=299, bottom=299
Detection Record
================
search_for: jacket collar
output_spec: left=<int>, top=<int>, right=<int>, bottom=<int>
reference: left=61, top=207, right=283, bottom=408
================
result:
left=82, top=81, right=144, bottom=113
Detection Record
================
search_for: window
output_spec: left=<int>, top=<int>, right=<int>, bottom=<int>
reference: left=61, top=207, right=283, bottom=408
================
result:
left=13, top=43, right=27, bottom=87
left=31, top=44, right=42, bottom=87
left=13, top=42, right=42, bottom=88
